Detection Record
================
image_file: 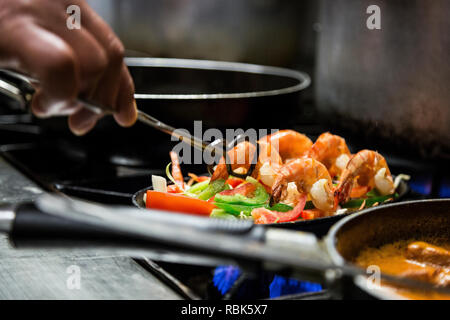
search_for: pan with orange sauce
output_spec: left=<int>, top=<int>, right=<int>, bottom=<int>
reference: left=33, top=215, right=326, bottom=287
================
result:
left=355, top=239, right=450, bottom=299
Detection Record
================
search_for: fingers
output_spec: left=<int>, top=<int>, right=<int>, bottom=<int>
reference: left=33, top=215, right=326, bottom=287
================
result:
left=113, top=65, right=137, bottom=127
left=68, top=65, right=136, bottom=135
left=0, top=20, right=80, bottom=116
left=80, top=3, right=137, bottom=127
left=42, top=22, right=108, bottom=97
left=0, top=1, right=136, bottom=133
left=68, top=106, right=99, bottom=136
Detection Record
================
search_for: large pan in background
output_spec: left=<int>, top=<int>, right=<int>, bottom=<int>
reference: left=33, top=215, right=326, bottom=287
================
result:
left=1, top=58, right=311, bottom=167
left=25, top=58, right=311, bottom=134
left=131, top=177, right=409, bottom=236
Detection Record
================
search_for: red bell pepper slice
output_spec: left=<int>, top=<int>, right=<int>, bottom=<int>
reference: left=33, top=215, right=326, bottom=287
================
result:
left=225, top=177, right=245, bottom=189
left=219, top=182, right=256, bottom=197
left=146, top=190, right=216, bottom=216
left=251, top=195, right=307, bottom=224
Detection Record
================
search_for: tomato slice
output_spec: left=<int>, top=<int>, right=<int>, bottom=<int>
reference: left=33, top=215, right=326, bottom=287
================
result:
left=146, top=190, right=216, bottom=216
left=219, top=182, right=256, bottom=197
left=226, top=177, right=245, bottom=189
left=251, top=195, right=307, bottom=224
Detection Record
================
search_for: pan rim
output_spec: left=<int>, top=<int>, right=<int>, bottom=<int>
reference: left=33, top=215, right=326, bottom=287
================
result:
left=125, top=57, right=311, bottom=100
left=325, top=198, right=450, bottom=267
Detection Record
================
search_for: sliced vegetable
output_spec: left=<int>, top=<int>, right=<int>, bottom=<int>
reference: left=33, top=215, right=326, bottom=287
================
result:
left=146, top=190, right=216, bottom=216
left=341, top=193, right=397, bottom=209
left=251, top=195, right=306, bottom=224
left=218, top=182, right=256, bottom=197
left=151, top=175, right=167, bottom=193
left=214, top=202, right=294, bottom=216
left=198, top=179, right=227, bottom=200
left=226, top=177, right=245, bottom=188
left=214, top=177, right=269, bottom=206
left=269, top=203, right=294, bottom=212
left=214, top=202, right=260, bottom=215
left=394, top=174, right=410, bottom=189
left=365, top=189, right=382, bottom=197
left=210, top=209, right=238, bottom=220
left=165, top=162, right=181, bottom=189
left=185, top=179, right=210, bottom=196
left=169, top=151, right=185, bottom=189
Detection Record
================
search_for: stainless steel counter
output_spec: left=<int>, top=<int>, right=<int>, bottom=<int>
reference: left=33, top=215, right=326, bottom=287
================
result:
left=0, top=156, right=181, bottom=300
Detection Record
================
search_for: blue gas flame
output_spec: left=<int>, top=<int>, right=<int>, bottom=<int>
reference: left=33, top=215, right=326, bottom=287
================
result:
left=213, top=265, right=241, bottom=295
left=269, top=275, right=322, bottom=298
left=213, top=265, right=322, bottom=298
left=439, top=178, right=450, bottom=198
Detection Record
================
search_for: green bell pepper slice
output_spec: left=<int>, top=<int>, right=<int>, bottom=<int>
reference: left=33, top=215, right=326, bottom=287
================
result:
left=341, top=193, right=398, bottom=209
left=214, top=177, right=269, bottom=205
left=197, top=179, right=227, bottom=200
left=210, top=209, right=239, bottom=220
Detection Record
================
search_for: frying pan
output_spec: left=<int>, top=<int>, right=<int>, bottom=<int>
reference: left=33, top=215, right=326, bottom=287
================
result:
left=1, top=196, right=448, bottom=299
left=131, top=177, right=409, bottom=235
left=324, top=199, right=450, bottom=299
left=0, top=58, right=311, bottom=167
left=0, top=57, right=311, bottom=132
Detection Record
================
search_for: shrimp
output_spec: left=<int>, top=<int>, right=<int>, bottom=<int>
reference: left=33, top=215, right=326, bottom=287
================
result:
left=336, top=150, right=395, bottom=204
left=308, top=132, right=351, bottom=178
left=252, top=141, right=283, bottom=187
left=259, top=130, right=312, bottom=163
left=210, top=140, right=283, bottom=183
left=271, top=158, right=336, bottom=213
left=211, top=130, right=311, bottom=182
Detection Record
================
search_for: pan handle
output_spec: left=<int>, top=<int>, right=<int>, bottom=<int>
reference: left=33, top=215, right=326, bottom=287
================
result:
left=0, top=69, right=222, bottom=159
left=0, top=195, right=340, bottom=280
left=0, top=70, right=35, bottom=110
left=264, top=228, right=331, bottom=265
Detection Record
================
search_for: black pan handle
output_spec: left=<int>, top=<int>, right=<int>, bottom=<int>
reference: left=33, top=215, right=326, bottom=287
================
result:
left=6, top=197, right=262, bottom=249
left=10, top=202, right=142, bottom=248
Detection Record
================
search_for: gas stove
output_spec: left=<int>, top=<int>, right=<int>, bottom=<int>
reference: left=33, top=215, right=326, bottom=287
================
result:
left=0, top=103, right=447, bottom=300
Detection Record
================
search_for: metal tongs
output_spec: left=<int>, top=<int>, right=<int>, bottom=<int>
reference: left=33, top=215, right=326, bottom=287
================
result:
left=0, top=68, right=259, bottom=178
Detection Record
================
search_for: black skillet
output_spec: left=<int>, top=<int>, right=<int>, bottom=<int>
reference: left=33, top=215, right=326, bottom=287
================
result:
left=131, top=177, right=409, bottom=236
left=0, top=57, right=311, bottom=138
left=0, top=58, right=312, bottom=168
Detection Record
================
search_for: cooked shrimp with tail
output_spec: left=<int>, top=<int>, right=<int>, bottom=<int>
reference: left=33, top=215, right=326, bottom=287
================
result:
left=211, top=129, right=311, bottom=183
left=308, top=132, right=351, bottom=178
left=271, top=158, right=336, bottom=213
left=259, top=130, right=312, bottom=163
left=336, top=150, right=395, bottom=204
left=210, top=140, right=283, bottom=184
